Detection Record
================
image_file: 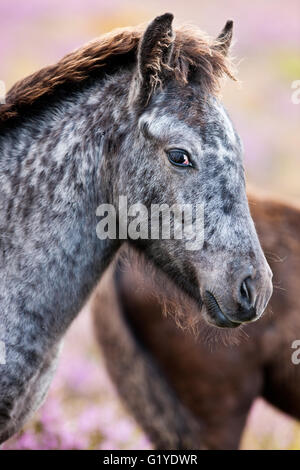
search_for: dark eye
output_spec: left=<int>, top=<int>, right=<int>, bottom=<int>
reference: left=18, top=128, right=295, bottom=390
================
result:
left=167, top=149, right=192, bottom=168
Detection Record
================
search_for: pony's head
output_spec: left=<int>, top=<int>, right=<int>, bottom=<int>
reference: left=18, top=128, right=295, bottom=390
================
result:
left=115, top=14, right=273, bottom=328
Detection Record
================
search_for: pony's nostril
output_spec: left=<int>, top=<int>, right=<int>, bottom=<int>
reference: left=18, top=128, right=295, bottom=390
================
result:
left=239, top=276, right=254, bottom=308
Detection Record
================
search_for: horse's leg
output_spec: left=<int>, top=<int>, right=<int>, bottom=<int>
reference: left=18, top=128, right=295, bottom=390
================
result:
left=0, top=340, right=62, bottom=443
left=200, top=413, right=250, bottom=450
left=92, top=263, right=202, bottom=450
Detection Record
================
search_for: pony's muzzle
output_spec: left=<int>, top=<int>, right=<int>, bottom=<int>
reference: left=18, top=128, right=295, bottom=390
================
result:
left=233, top=267, right=273, bottom=324
left=203, top=265, right=273, bottom=328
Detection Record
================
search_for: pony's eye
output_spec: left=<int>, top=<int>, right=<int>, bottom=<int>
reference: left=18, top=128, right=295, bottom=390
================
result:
left=167, top=149, right=192, bottom=168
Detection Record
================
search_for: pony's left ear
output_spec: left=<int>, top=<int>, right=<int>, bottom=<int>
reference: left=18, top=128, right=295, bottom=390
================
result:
left=213, top=20, right=233, bottom=56
left=130, top=13, right=175, bottom=111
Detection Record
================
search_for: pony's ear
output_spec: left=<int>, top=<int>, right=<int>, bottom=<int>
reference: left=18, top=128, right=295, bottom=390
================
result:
left=130, top=13, right=175, bottom=110
left=213, top=20, right=233, bottom=56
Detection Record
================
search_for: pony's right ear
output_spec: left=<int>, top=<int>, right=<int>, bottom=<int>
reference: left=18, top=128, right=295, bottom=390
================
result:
left=129, top=13, right=175, bottom=111
left=213, top=20, right=233, bottom=56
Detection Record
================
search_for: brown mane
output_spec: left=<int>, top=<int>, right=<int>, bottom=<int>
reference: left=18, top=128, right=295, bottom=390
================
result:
left=0, top=23, right=234, bottom=127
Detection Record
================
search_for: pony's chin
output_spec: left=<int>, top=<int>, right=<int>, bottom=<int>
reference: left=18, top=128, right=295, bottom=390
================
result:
left=179, top=286, right=241, bottom=330
left=202, top=292, right=241, bottom=329
left=203, top=309, right=241, bottom=329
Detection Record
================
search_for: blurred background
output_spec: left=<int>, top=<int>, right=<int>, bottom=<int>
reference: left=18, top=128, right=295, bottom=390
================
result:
left=1, top=0, right=300, bottom=450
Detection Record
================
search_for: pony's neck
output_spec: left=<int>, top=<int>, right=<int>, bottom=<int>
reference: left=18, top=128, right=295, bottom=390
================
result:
left=0, top=76, right=127, bottom=338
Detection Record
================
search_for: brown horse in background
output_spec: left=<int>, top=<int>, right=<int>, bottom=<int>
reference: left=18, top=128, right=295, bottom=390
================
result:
left=92, top=191, right=300, bottom=449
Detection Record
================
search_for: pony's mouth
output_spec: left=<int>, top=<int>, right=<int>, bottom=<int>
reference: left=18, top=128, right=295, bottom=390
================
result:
left=203, top=291, right=241, bottom=329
